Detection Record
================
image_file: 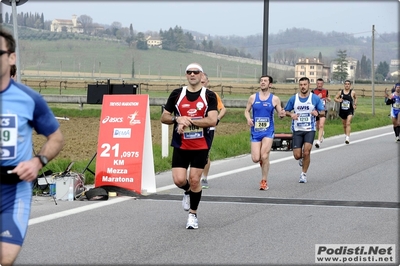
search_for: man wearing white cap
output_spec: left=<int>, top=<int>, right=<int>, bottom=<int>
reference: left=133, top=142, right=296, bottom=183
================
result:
left=161, top=62, right=218, bottom=229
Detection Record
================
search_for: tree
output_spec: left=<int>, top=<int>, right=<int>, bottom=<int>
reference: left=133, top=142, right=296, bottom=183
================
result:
left=365, top=58, right=372, bottom=79
left=376, top=61, right=389, bottom=79
left=129, top=24, right=134, bottom=37
left=111, top=21, right=122, bottom=36
left=318, top=52, right=322, bottom=62
left=131, top=58, right=135, bottom=78
left=40, top=13, right=44, bottom=29
left=77, top=15, right=93, bottom=34
left=332, top=49, right=348, bottom=82
left=136, top=32, right=148, bottom=50
left=355, top=60, right=361, bottom=79
left=360, top=54, right=372, bottom=79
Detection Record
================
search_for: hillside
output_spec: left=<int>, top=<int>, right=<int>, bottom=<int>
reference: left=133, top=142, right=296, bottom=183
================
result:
left=3, top=25, right=296, bottom=82
left=3, top=24, right=398, bottom=83
left=210, top=28, right=398, bottom=65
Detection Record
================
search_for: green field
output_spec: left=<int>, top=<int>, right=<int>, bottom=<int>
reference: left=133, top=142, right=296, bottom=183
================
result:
left=41, top=97, right=393, bottom=187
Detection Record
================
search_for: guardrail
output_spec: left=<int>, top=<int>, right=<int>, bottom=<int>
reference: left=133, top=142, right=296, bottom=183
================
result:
left=23, top=78, right=392, bottom=98
left=42, top=95, right=249, bottom=109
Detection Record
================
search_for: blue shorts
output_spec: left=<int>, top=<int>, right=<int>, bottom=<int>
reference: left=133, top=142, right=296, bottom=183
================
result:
left=251, top=130, right=274, bottom=142
left=391, top=108, right=400, bottom=119
left=0, top=181, right=32, bottom=246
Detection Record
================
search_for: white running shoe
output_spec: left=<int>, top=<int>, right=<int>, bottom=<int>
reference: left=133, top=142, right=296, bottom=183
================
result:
left=345, top=136, right=350, bottom=144
left=182, top=192, right=190, bottom=211
left=298, top=158, right=303, bottom=167
left=186, top=213, right=198, bottom=229
left=315, top=140, right=321, bottom=148
left=299, top=173, right=307, bottom=183
left=396, top=137, right=400, bottom=142
left=201, top=178, right=209, bottom=189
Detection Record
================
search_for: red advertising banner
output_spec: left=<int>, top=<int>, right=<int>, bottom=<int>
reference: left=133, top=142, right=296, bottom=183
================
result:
left=94, top=94, right=156, bottom=194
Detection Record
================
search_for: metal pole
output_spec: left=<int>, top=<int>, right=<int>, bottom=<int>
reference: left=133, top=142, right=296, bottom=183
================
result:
left=11, top=0, right=21, bottom=82
left=262, top=0, right=269, bottom=75
left=371, top=25, right=375, bottom=115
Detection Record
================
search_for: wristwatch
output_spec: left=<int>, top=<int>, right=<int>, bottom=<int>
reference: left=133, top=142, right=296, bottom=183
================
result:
left=35, top=155, right=48, bottom=167
left=172, top=116, right=178, bottom=123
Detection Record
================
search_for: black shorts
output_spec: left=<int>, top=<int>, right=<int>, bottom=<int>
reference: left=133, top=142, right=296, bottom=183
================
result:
left=292, top=131, right=316, bottom=149
left=339, top=110, right=354, bottom=120
left=172, top=148, right=209, bottom=169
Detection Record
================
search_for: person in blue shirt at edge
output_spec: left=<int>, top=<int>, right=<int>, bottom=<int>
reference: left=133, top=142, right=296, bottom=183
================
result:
left=385, top=82, right=400, bottom=142
left=0, top=28, right=64, bottom=266
left=284, top=77, right=325, bottom=183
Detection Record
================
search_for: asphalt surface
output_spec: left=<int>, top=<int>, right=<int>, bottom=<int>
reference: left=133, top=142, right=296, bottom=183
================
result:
left=14, top=125, right=399, bottom=266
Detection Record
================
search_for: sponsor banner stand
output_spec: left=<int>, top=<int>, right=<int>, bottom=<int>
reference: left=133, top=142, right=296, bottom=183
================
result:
left=94, top=95, right=156, bottom=195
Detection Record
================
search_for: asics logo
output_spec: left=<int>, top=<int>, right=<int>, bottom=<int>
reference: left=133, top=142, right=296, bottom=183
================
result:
left=1, top=118, right=10, bottom=126
left=102, top=116, right=123, bottom=123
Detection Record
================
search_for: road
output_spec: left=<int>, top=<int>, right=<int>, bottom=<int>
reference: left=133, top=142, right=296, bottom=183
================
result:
left=15, top=126, right=399, bottom=265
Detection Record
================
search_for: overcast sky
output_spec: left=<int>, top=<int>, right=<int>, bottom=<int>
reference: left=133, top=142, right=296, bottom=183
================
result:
left=1, top=1, right=398, bottom=37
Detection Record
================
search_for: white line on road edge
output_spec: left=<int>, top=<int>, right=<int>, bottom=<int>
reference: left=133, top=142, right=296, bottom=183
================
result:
left=29, top=129, right=393, bottom=225
left=29, top=197, right=133, bottom=226
left=156, top=131, right=393, bottom=192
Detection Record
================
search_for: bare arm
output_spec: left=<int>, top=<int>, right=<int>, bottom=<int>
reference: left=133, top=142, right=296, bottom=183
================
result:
left=273, top=96, right=286, bottom=118
left=244, top=94, right=255, bottom=126
left=218, top=106, right=227, bottom=121
left=191, top=110, right=218, bottom=128
left=334, top=91, right=343, bottom=102
left=352, top=91, right=357, bottom=109
left=326, top=90, right=331, bottom=102
left=161, top=110, right=192, bottom=127
left=13, top=128, right=64, bottom=182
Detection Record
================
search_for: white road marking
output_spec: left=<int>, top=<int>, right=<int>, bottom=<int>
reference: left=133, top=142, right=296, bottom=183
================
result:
left=29, top=197, right=133, bottom=225
left=29, top=129, right=393, bottom=225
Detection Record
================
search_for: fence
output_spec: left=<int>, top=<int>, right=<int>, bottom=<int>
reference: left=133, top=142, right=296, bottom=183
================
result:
left=21, top=78, right=391, bottom=99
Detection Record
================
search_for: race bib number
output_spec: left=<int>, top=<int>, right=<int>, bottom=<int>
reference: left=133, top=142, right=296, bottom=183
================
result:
left=393, top=102, right=400, bottom=109
left=341, top=100, right=350, bottom=110
left=298, top=113, right=311, bottom=123
left=183, top=117, right=203, bottom=139
left=294, top=113, right=312, bottom=131
left=0, top=114, right=17, bottom=160
left=254, top=117, right=270, bottom=132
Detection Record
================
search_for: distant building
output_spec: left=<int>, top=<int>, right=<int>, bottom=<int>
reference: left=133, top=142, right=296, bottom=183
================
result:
left=50, top=15, right=83, bottom=33
left=330, top=57, right=357, bottom=81
left=146, top=36, right=162, bottom=48
left=193, top=35, right=208, bottom=41
left=294, top=58, right=330, bottom=84
left=390, top=59, right=399, bottom=73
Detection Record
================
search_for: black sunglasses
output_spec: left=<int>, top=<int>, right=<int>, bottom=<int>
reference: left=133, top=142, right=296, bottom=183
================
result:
left=0, top=50, right=10, bottom=56
left=186, top=70, right=201, bottom=75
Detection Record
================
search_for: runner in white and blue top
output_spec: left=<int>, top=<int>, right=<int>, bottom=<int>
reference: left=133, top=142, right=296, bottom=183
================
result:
left=1, top=28, right=64, bottom=266
left=284, top=77, right=325, bottom=184
left=386, top=82, right=400, bottom=142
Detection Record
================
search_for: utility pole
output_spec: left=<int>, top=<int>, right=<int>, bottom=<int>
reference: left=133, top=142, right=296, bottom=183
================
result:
left=262, top=0, right=269, bottom=75
left=2, top=0, right=29, bottom=83
left=372, top=25, right=375, bottom=115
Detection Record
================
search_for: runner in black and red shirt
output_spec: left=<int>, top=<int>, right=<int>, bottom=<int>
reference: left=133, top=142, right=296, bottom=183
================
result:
left=311, top=78, right=330, bottom=148
left=161, top=63, right=218, bottom=230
